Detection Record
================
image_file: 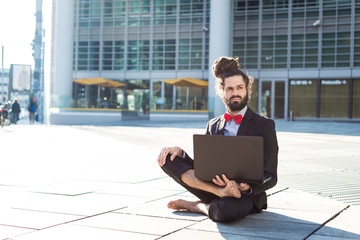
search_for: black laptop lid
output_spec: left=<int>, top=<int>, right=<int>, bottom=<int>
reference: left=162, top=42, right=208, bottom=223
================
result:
left=193, top=134, right=264, bottom=184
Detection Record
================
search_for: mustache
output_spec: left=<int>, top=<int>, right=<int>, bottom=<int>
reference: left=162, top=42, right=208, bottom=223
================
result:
left=230, top=95, right=242, bottom=100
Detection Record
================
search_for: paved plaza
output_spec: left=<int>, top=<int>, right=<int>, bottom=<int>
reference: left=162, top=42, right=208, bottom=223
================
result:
left=0, top=119, right=359, bottom=239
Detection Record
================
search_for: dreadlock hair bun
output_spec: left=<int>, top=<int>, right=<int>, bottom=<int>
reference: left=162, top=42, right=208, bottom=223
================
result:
left=212, top=56, right=240, bottom=79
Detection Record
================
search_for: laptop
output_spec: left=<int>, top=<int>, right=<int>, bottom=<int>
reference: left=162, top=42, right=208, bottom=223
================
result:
left=193, top=134, right=264, bottom=184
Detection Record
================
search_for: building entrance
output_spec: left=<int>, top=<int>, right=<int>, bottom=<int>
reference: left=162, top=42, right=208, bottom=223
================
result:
left=260, top=81, right=285, bottom=119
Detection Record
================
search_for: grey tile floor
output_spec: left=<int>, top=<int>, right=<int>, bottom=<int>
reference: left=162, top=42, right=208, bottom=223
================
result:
left=0, top=120, right=359, bottom=240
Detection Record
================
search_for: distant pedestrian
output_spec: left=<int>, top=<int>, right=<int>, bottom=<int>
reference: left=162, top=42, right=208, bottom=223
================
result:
left=11, top=98, right=21, bottom=124
left=28, top=100, right=37, bottom=124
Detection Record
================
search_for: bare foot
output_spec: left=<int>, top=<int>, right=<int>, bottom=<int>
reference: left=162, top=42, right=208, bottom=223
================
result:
left=167, top=199, right=202, bottom=213
left=219, top=180, right=241, bottom=198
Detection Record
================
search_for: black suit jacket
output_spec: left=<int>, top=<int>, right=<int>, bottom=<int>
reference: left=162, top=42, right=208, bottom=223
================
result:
left=204, top=107, right=279, bottom=212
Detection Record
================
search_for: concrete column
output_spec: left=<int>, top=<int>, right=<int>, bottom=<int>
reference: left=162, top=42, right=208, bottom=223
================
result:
left=52, top=0, right=74, bottom=107
left=208, top=0, right=232, bottom=118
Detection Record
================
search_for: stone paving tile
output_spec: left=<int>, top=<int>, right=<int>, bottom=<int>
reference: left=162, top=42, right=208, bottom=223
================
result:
left=267, top=188, right=347, bottom=213
left=159, top=228, right=270, bottom=240
left=71, top=212, right=198, bottom=236
left=8, top=224, right=155, bottom=240
left=94, top=181, right=184, bottom=199
left=116, top=196, right=208, bottom=221
left=309, top=205, right=360, bottom=239
left=8, top=192, right=143, bottom=216
left=187, top=217, right=319, bottom=240
left=133, top=176, right=188, bottom=192
left=0, top=208, right=80, bottom=230
left=306, top=235, right=357, bottom=240
left=0, top=226, right=34, bottom=240
left=78, top=165, right=165, bottom=184
left=247, top=208, right=336, bottom=226
left=26, top=180, right=107, bottom=196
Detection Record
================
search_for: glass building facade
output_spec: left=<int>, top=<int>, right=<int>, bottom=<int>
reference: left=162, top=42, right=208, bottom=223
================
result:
left=68, top=0, right=360, bottom=120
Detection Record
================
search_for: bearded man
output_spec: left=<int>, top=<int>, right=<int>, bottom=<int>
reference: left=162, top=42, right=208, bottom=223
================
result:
left=157, top=56, right=278, bottom=222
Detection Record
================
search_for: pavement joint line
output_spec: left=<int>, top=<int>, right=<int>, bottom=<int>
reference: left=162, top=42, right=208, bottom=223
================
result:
left=155, top=217, right=209, bottom=240
left=175, top=228, right=282, bottom=240
left=30, top=206, right=130, bottom=232
left=11, top=207, right=86, bottom=217
left=71, top=223, right=163, bottom=238
left=26, top=191, right=94, bottom=197
left=143, top=190, right=189, bottom=204
left=0, top=223, right=38, bottom=231
left=114, top=211, right=203, bottom=222
left=267, top=187, right=290, bottom=197
left=132, top=176, right=169, bottom=184
left=303, top=205, right=351, bottom=240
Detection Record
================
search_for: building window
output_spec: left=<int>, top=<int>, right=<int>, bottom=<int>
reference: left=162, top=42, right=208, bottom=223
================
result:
left=154, top=0, right=177, bottom=25
left=235, top=0, right=259, bottom=12
left=355, top=31, right=360, bottom=67
left=233, top=36, right=259, bottom=70
left=127, top=40, right=150, bottom=70
left=77, top=41, right=88, bottom=70
left=114, top=41, right=125, bottom=70
left=153, top=39, right=176, bottom=70
left=179, top=0, right=203, bottom=24
left=178, top=38, right=203, bottom=70
left=103, top=0, right=113, bottom=18
left=289, top=79, right=318, bottom=118
left=291, top=34, right=318, bottom=68
left=101, top=40, right=124, bottom=70
left=89, top=41, right=100, bottom=70
left=261, top=35, right=287, bottom=69
left=322, top=32, right=351, bottom=68
left=102, top=41, right=113, bottom=70
left=248, top=79, right=258, bottom=112
left=320, top=79, right=350, bottom=118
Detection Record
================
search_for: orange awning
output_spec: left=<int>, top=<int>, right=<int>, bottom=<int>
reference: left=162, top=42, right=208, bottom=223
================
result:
left=73, top=77, right=125, bottom=88
left=161, top=77, right=208, bottom=88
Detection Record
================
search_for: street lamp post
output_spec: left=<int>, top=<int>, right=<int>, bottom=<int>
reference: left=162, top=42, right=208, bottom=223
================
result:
left=1, top=46, right=4, bottom=101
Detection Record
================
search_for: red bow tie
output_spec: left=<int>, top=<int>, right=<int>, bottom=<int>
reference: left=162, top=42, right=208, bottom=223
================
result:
left=224, top=113, right=243, bottom=124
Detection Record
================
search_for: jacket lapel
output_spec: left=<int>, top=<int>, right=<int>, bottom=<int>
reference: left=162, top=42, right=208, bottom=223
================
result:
left=237, top=107, right=254, bottom=136
left=217, top=116, right=226, bottom=135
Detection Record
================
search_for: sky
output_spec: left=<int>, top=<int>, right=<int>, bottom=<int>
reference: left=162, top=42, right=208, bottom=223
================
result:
left=0, top=0, right=36, bottom=70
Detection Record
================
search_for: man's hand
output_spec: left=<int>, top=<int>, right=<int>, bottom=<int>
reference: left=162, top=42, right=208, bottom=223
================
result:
left=212, top=174, right=230, bottom=187
left=157, top=146, right=183, bottom=167
left=213, top=174, right=250, bottom=192
left=212, top=174, right=241, bottom=198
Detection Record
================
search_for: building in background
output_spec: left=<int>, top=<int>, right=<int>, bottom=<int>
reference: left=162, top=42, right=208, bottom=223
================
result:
left=49, top=0, right=360, bottom=124
left=0, top=68, right=9, bottom=102
left=32, top=0, right=45, bottom=123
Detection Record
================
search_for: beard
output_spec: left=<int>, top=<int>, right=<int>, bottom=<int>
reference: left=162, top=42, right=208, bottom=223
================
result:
left=224, top=92, right=248, bottom=112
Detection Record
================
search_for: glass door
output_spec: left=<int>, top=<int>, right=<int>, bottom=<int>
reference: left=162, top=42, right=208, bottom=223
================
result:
left=261, top=82, right=272, bottom=118
left=260, top=81, right=285, bottom=119
left=275, top=81, right=285, bottom=118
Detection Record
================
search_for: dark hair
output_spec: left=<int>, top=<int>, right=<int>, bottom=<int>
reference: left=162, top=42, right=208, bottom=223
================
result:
left=212, top=56, right=253, bottom=99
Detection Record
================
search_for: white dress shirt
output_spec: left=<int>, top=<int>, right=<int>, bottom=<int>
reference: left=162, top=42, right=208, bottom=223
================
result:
left=224, top=106, right=248, bottom=136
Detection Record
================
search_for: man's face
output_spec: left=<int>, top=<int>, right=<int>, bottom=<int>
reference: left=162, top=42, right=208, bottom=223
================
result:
left=223, top=75, right=248, bottom=113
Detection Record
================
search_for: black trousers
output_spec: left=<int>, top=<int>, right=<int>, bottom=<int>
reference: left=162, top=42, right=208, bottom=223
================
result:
left=161, top=155, right=256, bottom=222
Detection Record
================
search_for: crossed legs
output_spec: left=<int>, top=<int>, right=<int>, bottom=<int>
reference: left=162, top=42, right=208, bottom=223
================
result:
left=160, top=155, right=255, bottom=222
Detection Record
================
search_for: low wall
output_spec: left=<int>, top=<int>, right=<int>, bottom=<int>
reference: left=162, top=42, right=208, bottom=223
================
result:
left=49, top=108, right=138, bottom=125
left=150, top=110, right=210, bottom=121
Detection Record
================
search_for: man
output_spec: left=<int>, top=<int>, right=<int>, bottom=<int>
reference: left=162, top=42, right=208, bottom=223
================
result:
left=157, top=56, right=278, bottom=222
left=11, top=98, right=21, bottom=123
